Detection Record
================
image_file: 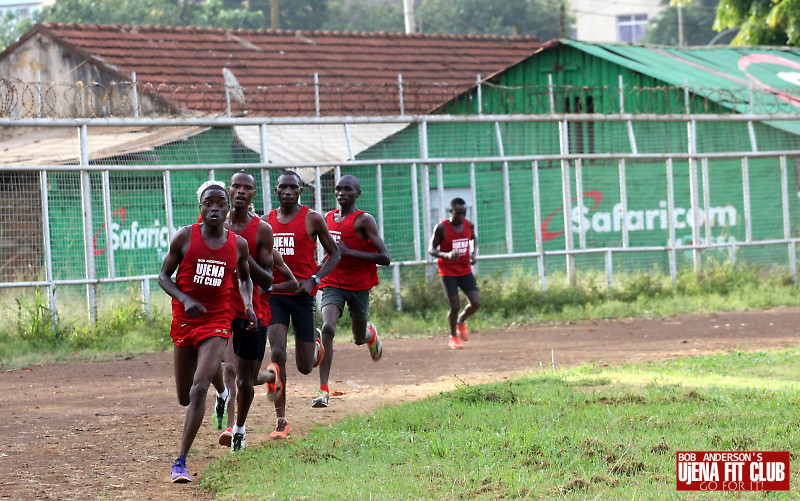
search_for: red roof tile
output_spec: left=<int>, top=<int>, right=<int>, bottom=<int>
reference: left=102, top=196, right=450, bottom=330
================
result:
left=11, top=23, right=541, bottom=116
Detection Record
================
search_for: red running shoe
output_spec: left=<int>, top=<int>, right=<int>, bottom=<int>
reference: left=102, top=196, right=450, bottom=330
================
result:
left=456, top=323, right=470, bottom=341
left=448, top=336, right=464, bottom=349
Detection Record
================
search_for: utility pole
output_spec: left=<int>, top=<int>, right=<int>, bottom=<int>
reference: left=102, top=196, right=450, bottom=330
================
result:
left=271, top=0, right=280, bottom=30
left=403, top=0, right=415, bottom=34
left=677, top=1, right=684, bottom=46
left=559, top=3, right=565, bottom=38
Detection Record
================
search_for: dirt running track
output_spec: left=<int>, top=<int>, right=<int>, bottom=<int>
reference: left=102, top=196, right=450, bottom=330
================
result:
left=3, top=308, right=800, bottom=500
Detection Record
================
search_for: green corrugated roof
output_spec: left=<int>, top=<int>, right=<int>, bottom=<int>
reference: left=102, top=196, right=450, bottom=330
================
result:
left=558, top=39, right=800, bottom=135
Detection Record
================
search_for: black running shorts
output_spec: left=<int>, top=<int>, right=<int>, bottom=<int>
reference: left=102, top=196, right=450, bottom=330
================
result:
left=267, top=294, right=317, bottom=343
left=440, top=273, right=479, bottom=298
left=320, top=286, right=371, bottom=322
left=231, top=318, right=266, bottom=361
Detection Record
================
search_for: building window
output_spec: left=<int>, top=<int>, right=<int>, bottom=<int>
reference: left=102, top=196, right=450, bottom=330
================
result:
left=617, top=14, right=648, bottom=43
left=16, top=8, right=29, bottom=17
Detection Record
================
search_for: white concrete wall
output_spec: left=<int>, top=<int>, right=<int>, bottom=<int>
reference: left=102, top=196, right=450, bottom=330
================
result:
left=571, top=0, right=665, bottom=43
left=0, top=0, right=52, bottom=19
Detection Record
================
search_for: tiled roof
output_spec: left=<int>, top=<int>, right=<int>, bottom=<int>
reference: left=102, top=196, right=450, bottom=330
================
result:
left=16, top=23, right=542, bottom=116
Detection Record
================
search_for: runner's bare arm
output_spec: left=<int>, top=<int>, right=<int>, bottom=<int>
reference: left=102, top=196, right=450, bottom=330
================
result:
left=344, top=212, right=390, bottom=266
left=469, top=220, right=478, bottom=265
left=296, top=211, right=340, bottom=295
left=270, top=249, right=299, bottom=293
left=234, top=234, right=257, bottom=330
left=428, top=222, right=457, bottom=261
left=248, top=220, right=274, bottom=291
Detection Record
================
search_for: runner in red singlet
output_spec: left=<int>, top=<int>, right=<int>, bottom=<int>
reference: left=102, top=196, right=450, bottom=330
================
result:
left=212, top=170, right=282, bottom=452
left=158, top=184, right=256, bottom=483
left=262, top=170, right=340, bottom=439
left=428, top=197, right=481, bottom=350
left=313, top=175, right=391, bottom=408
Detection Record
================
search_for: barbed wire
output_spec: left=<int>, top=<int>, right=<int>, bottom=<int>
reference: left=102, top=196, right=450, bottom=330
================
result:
left=0, top=78, right=796, bottom=118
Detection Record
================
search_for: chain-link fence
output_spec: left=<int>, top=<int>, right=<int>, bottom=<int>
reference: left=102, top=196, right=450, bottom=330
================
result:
left=2, top=98, right=800, bottom=328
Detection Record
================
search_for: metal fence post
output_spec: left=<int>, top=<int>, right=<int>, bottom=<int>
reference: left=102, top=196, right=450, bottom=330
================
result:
left=666, top=158, right=677, bottom=285
left=411, top=163, right=421, bottom=262
left=376, top=164, right=385, bottom=239
left=142, top=276, right=152, bottom=318
left=781, top=155, right=795, bottom=282
left=559, top=119, right=575, bottom=282
left=397, top=73, right=405, bottom=116
left=742, top=157, right=753, bottom=243
left=494, top=121, right=514, bottom=253
left=79, top=125, right=97, bottom=323
left=40, top=170, right=57, bottom=328
left=393, top=264, right=402, bottom=311
left=259, top=123, right=271, bottom=213
left=532, top=160, right=546, bottom=292
left=687, top=119, right=702, bottom=271
left=102, top=170, right=116, bottom=278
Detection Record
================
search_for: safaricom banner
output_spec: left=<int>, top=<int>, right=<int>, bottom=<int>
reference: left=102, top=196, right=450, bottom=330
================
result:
left=541, top=191, right=739, bottom=246
left=93, top=208, right=170, bottom=257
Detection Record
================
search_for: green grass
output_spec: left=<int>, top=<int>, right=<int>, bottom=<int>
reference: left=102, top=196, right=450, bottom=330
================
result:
left=370, top=261, right=800, bottom=336
left=0, top=285, right=172, bottom=369
left=202, top=348, right=800, bottom=499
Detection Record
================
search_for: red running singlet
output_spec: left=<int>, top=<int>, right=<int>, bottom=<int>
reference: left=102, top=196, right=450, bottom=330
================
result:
left=229, top=216, right=262, bottom=320
left=172, top=224, right=238, bottom=323
left=320, top=210, right=379, bottom=291
left=268, top=205, right=318, bottom=295
left=436, top=219, right=473, bottom=277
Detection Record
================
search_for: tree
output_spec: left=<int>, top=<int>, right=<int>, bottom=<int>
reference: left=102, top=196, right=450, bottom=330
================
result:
left=714, top=0, right=800, bottom=46
left=322, top=0, right=404, bottom=33
left=29, top=0, right=263, bottom=29
left=415, top=0, right=569, bottom=39
left=645, top=0, right=727, bottom=46
left=250, top=0, right=328, bottom=31
left=0, top=11, right=34, bottom=50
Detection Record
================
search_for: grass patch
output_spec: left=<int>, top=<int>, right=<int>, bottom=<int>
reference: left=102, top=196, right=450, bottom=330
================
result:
left=0, top=285, right=171, bottom=369
left=202, top=348, right=800, bottom=499
left=3, top=260, right=800, bottom=369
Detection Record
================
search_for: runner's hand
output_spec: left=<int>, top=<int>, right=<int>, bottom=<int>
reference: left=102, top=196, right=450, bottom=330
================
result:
left=182, top=297, right=206, bottom=318
left=245, top=305, right=257, bottom=331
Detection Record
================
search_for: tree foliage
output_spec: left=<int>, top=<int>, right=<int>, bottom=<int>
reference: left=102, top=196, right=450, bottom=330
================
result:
left=321, top=0, right=404, bottom=33
left=416, top=0, right=569, bottom=39
left=0, top=0, right=570, bottom=53
left=646, top=0, right=727, bottom=46
left=714, top=0, right=800, bottom=45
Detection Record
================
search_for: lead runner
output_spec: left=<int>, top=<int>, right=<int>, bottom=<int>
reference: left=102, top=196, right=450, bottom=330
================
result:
left=158, top=183, right=256, bottom=482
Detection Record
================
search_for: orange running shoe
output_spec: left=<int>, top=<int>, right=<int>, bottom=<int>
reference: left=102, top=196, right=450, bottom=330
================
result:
left=314, top=328, right=325, bottom=368
left=448, top=336, right=464, bottom=349
left=218, top=427, right=233, bottom=447
left=265, top=362, right=282, bottom=402
left=270, top=419, right=291, bottom=440
left=456, top=323, right=470, bottom=341
left=366, top=322, right=383, bottom=361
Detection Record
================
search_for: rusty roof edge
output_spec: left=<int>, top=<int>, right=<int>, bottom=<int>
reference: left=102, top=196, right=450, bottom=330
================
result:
left=39, top=21, right=540, bottom=43
left=38, top=24, right=189, bottom=114
left=0, top=23, right=44, bottom=65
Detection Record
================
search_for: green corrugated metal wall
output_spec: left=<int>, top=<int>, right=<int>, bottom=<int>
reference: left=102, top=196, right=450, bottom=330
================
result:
left=352, top=43, right=800, bottom=275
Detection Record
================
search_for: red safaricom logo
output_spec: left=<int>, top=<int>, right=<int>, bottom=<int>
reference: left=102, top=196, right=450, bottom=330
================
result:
left=93, top=208, right=127, bottom=256
left=92, top=207, right=171, bottom=256
left=541, top=191, right=603, bottom=241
